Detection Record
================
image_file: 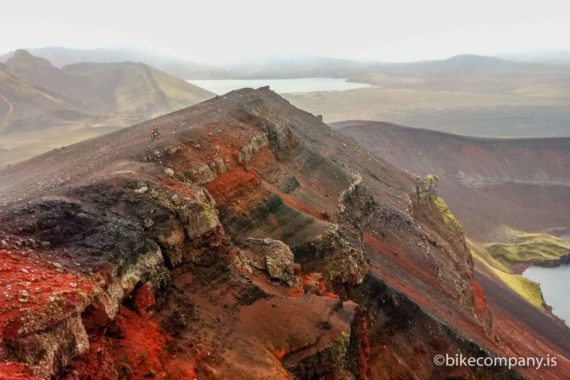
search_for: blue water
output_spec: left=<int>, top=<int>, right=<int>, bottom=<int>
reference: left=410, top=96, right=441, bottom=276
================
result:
left=523, top=233, right=570, bottom=326
left=187, top=78, right=371, bottom=95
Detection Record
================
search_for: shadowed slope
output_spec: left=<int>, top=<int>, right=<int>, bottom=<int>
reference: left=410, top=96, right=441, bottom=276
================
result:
left=336, top=120, right=570, bottom=240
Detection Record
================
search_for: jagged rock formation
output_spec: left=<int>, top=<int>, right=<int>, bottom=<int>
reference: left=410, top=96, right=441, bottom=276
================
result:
left=0, top=88, right=568, bottom=379
left=239, top=238, right=298, bottom=285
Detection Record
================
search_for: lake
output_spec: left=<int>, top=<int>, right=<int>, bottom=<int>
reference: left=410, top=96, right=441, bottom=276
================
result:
left=523, top=233, right=570, bottom=326
left=187, top=78, right=371, bottom=95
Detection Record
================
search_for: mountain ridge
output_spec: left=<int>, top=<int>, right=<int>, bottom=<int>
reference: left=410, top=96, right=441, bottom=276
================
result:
left=0, top=88, right=568, bottom=379
left=335, top=120, right=570, bottom=239
left=0, top=50, right=214, bottom=165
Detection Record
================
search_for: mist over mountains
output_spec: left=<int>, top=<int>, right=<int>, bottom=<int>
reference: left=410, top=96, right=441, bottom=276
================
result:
left=0, top=49, right=213, bottom=164
left=3, top=46, right=570, bottom=79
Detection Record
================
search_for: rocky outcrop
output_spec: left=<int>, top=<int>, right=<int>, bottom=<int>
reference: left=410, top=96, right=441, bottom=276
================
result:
left=294, top=226, right=368, bottom=287
left=238, top=133, right=269, bottom=167
left=184, top=156, right=230, bottom=184
left=412, top=173, right=439, bottom=205
left=238, top=237, right=299, bottom=285
left=0, top=177, right=227, bottom=377
left=347, top=275, right=516, bottom=380
left=408, top=175, right=474, bottom=307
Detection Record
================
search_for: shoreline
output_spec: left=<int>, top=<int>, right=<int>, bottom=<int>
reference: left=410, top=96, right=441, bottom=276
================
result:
left=521, top=261, right=570, bottom=328
left=511, top=252, right=570, bottom=274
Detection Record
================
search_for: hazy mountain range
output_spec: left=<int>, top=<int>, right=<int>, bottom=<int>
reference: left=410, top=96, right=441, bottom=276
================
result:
left=2, top=46, right=570, bottom=166
left=286, top=55, right=570, bottom=138
left=498, top=50, right=570, bottom=65
left=2, top=46, right=570, bottom=79
left=0, top=50, right=213, bottom=164
left=0, top=47, right=378, bottom=79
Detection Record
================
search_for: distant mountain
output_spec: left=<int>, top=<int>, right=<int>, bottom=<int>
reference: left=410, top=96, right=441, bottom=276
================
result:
left=0, top=46, right=228, bottom=79
left=221, top=55, right=376, bottom=79
left=350, top=54, right=570, bottom=90
left=6, top=50, right=114, bottom=111
left=0, top=50, right=214, bottom=164
left=0, top=61, right=93, bottom=134
left=63, top=61, right=214, bottom=123
left=0, top=48, right=387, bottom=79
left=286, top=54, right=570, bottom=138
left=497, top=50, right=570, bottom=65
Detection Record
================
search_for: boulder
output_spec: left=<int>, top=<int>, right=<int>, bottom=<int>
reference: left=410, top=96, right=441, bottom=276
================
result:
left=242, top=238, right=297, bottom=286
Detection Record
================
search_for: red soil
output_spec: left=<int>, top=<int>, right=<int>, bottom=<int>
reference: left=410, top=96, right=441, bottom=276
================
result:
left=273, top=348, right=288, bottom=361
left=133, top=282, right=155, bottom=315
left=250, top=146, right=275, bottom=170
left=0, top=250, right=95, bottom=340
left=471, top=279, right=492, bottom=326
left=207, top=166, right=265, bottom=212
left=355, top=315, right=371, bottom=380
left=302, top=273, right=327, bottom=295
left=363, top=233, right=442, bottom=292
left=0, top=362, right=41, bottom=380
left=161, top=179, right=196, bottom=197
left=64, top=307, right=197, bottom=380
left=462, top=145, right=486, bottom=157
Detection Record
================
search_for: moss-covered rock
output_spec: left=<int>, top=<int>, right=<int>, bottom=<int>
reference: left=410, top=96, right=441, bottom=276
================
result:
left=485, top=228, right=570, bottom=267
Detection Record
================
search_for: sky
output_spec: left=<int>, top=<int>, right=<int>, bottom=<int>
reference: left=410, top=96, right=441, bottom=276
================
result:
left=1, top=0, right=569, bottom=63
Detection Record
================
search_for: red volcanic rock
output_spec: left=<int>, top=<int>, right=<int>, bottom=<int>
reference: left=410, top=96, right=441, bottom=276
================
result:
left=0, top=250, right=95, bottom=339
left=302, top=272, right=327, bottom=295
left=0, top=362, right=41, bottom=380
left=62, top=307, right=197, bottom=380
left=0, top=250, right=97, bottom=378
left=471, top=279, right=494, bottom=338
left=133, top=282, right=156, bottom=315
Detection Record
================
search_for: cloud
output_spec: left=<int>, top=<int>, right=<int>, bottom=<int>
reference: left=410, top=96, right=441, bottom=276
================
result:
left=1, top=0, right=569, bottom=62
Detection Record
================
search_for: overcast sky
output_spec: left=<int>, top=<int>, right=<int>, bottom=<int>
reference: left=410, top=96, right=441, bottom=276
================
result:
left=1, top=0, right=569, bottom=63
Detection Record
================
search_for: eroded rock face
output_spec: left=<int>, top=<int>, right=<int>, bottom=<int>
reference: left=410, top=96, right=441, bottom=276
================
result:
left=239, top=237, right=298, bottom=285
left=408, top=175, right=475, bottom=308
left=0, top=178, right=226, bottom=377
left=294, top=227, right=368, bottom=287
left=185, top=157, right=229, bottom=184
left=176, top=192, right=220, bottom=240
left=4, top=315, right=89, bottom=379
left=238, top=133, right=269, bottom=167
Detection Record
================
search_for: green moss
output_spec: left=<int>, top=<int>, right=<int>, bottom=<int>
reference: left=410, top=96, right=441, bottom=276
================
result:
left=425, top=174, right=439, bottom=183
left=329, top=330, right=350, bottom=364
left=490, top=267, right=544, bottom=309
left=433, top=196, right=463, bottom=233
left=485, top=228, right=570, bottom=266
left=471, top=247, right=545, bottom=310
